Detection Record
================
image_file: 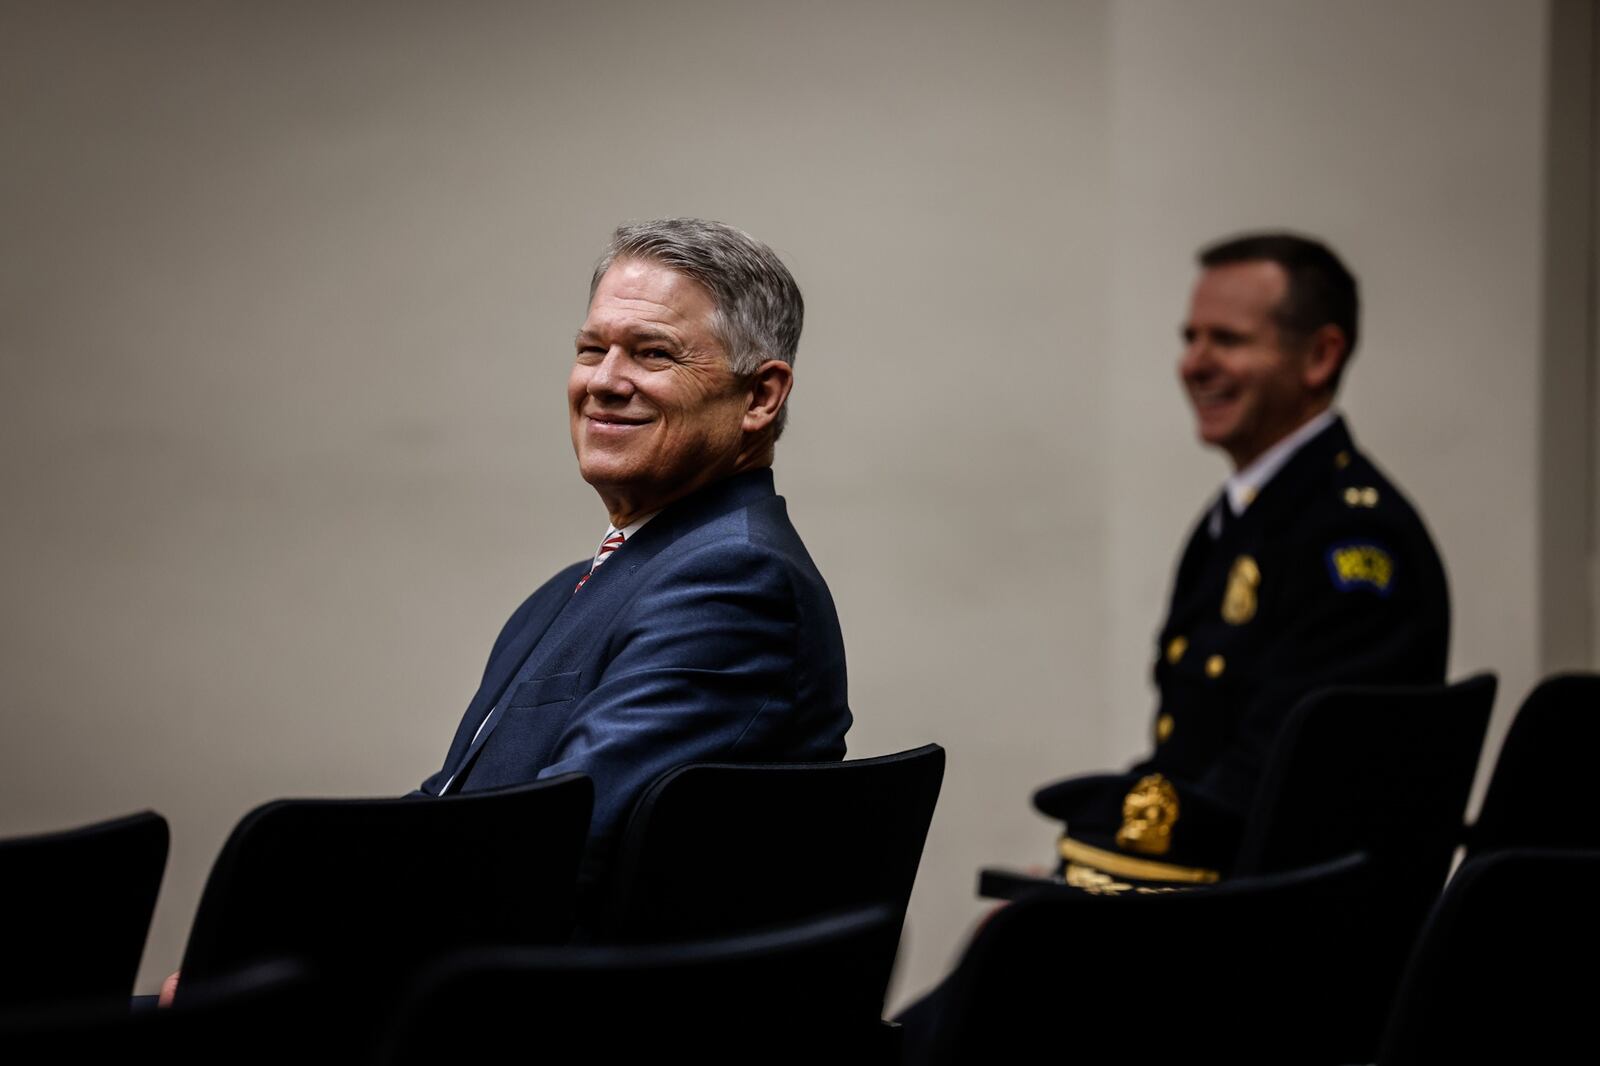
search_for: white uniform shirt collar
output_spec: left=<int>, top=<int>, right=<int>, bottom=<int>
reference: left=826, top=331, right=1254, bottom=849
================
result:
left=593, top=511, right=658, bottom=569
left=1225, top=408, right=1339, bottom=516
left=1207, top=409, right=1338, bottom=538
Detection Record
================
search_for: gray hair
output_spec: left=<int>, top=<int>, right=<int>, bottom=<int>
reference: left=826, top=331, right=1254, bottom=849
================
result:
left=590, top=218, right=803, bottom=437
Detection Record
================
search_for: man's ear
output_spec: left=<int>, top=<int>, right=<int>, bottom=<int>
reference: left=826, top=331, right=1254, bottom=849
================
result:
left=743, top=360, right=794, bottom=433
left=1302, top=324, right=1348, bottom=394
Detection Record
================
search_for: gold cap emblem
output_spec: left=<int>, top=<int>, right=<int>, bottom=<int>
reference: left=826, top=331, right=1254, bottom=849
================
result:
left=1115, top=773, right=1180, bottom=856
left=1221, top=554, right=1260, bottom=625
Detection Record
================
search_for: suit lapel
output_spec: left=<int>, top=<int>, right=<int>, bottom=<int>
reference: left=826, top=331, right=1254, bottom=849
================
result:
left=447, top=468, right=781, bottom=787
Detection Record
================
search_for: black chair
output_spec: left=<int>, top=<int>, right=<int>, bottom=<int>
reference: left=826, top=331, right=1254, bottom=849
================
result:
left=601, top=744, right=942, bottom=1004
left=0, top=960, right=321, bottom=1066
left=1229, top=675, right=1494, bottom=1060
left=1378, top=848, right=1600, bottom=1065
left=1465, top=672, right=1600, bottom=859
left=175, top=774, right=592, bottom=1035
left=605, top=744, right=940, bottom=922
left=381, top=905, right=901, bottom=1066
left=0, top=810, right=168, bottom=1010
left=979, top=675, right=1495, bottom=1062
left=925, top=853, right=1371, bottom=1065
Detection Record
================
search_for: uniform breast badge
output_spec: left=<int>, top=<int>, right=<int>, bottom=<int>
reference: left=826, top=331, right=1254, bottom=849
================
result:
left=1221, top=554, right=1260, bottom=624
left=1115, top=773, right=1180, bottom=855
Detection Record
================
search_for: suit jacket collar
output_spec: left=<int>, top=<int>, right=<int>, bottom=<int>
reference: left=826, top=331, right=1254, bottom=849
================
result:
left=443, top=468, right=781, bottom=788
left=484, top=467, right=778, bottom=701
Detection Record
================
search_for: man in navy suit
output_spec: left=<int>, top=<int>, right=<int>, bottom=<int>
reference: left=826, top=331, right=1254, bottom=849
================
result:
left=417, top=218, right=852, bottom=884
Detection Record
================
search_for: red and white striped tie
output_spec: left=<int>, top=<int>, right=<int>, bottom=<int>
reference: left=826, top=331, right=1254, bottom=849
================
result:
left=574, top=530, right=626, bottom=593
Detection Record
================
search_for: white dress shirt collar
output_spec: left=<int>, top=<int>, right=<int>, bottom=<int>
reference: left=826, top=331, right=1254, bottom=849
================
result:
left=1224, top=408, right=1339, bottom=516
left=593, top=511, right=658, bottom=569
left=1207, top=409, right=1339, bottom=538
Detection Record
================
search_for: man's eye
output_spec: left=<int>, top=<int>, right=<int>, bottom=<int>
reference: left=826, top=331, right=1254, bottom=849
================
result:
left=640, top=348, right=673, bottom=361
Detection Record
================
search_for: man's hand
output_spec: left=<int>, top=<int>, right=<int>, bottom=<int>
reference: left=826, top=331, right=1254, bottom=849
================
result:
left=158, top=970, right=180, bottom=1007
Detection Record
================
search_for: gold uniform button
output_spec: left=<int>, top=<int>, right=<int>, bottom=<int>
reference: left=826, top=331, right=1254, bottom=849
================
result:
left=1165, top=636, right=1188, bottom=664
left=1205, top=654, right=1226, bottom=678
left=1156, top=713, right=1175, bottom=743
left=1335, top=451, right=1351, bottom=469
left=1361, top=486, right=1379, bottom=507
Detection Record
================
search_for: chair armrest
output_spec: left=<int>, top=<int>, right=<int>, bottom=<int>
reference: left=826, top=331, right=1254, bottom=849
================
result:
left=976, top=866, right=1065, bottom=901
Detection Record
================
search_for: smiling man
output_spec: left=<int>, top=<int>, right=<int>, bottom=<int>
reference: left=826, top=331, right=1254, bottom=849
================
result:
left=417, top=219, right=851, bottom=887
left=1034, top=232, right=1450, bottom=889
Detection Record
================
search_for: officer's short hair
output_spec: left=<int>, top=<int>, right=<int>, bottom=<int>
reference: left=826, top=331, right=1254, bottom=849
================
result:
left=1199, top=232, right=1360, bottom=389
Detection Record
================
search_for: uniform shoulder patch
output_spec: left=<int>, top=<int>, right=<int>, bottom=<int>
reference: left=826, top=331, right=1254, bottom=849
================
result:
left=1326, top=541, right=1395, bottom=595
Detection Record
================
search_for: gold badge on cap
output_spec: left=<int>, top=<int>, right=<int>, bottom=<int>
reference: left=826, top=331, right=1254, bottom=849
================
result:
left=1115, top=773, right=1180, bottom=856
left=1221, top=554, right=1260, bottom=625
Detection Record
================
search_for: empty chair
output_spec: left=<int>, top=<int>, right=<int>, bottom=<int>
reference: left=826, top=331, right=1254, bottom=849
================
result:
left=1378, top=848, right=1600, bottom=1065
left=979, top=675, right=1495, bottom=1063
left=604, top=743, right=941, bottom=934
left=0, top=960, right=320, bottom=1066
left=926, top=853, right=1371, bottom=1065
left=1466, top=672, right=1600, bottom=859
left=1228, top=675, right=1494, bottom=1060
left=175, top=774, right=592, bottom=1033
left=381, top=905, right=901, bottom=1066
left=0, top=810, right=168, bottom=1011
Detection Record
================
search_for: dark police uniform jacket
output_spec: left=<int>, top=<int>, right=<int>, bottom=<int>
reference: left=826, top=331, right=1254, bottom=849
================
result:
left=1035, top=416, right=1449, bottom=885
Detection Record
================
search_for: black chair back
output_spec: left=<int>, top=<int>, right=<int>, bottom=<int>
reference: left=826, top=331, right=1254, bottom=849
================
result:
left=177, top=775, right=592, bottom=1011
left=929, top=853, right=1371, bottom=1065
left=1379, top=848, right=1600, bottom=1065
left=382, top=905, right=899, bottom=1066
left=605, top=744, right=942, bottom=941
left=0, top=810, right=168, bottom=1010
left=0, top=961, right=320, bottom=1066
left=1467, top=672, right=1600, bottom=858
left=1231, top=674, right=1495, bottom=1060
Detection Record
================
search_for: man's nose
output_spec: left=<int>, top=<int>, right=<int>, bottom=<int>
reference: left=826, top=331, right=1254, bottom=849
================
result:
left=1179, top=339, right=1212, bottom=380
left=587, top=347, right=635, bottom=398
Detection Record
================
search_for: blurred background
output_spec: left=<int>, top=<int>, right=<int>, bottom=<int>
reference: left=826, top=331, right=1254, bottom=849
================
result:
left=1, top=0, right=1591, bottom=1006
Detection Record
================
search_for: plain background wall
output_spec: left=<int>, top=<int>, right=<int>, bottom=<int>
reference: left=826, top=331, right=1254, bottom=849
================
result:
left=0, top=0, right=1563, bottom=1007
left=1099, top=2, right=1550, bottom=772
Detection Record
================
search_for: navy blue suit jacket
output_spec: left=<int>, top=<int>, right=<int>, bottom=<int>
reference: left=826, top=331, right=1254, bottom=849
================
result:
left=419, top=468, right=852, bottom=877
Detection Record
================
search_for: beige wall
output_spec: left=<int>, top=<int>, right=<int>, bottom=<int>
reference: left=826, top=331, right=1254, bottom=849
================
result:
left=0, top=0, right=1563, bottom=1008
left=1099, top=0, right=1551, bottom=781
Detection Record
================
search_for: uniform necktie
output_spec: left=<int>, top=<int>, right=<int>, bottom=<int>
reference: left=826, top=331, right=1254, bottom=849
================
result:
left=574, top=530, right=626, bottom=593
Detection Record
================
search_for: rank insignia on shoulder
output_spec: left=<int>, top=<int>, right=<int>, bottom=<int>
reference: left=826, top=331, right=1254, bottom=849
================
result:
left=1342, top=486, right=1380, bottom=508
left=1327, top=542, right=1395, bottom=595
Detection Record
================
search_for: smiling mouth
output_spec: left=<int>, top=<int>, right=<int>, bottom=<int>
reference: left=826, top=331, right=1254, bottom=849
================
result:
left=1190, top=387, right=1236, bottom=409
left=585, top=411, right=650, bottom=425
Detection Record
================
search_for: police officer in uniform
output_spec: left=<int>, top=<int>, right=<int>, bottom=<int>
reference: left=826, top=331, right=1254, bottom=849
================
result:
left=1036, top=232, right=1450, bottom=891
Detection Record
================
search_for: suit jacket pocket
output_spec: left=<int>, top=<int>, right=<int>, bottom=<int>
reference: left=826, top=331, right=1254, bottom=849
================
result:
left=506, top=670, right=581, bottom=708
